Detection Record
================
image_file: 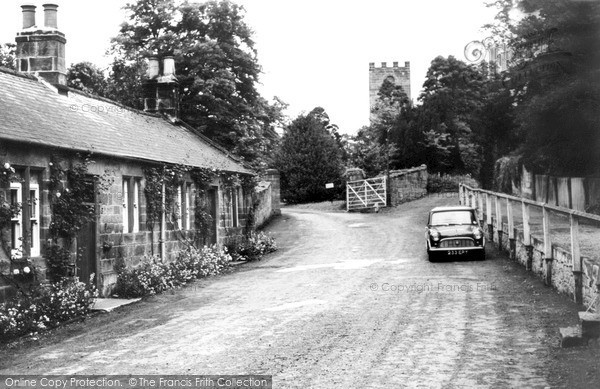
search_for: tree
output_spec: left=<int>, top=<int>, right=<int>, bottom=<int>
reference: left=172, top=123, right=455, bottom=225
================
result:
left=0, top=43, right=16, bottom=70
left=348, top=77, right=420, bottom=176
left=275, top=111, right=343, bottom=203
left=67, top=62, right=108, bottom=97
left=108, top=0, right=283, bottom=168
left=416, top=56, right=485, bottom=176
left=487, top=0, right=600, bottom=176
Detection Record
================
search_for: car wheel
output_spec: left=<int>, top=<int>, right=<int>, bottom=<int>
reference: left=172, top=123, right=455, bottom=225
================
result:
left=428, top=251, right=437, bottom=262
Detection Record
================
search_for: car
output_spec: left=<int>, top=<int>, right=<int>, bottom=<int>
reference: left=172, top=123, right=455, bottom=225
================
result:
left=425, top=206, right=486, bottom=262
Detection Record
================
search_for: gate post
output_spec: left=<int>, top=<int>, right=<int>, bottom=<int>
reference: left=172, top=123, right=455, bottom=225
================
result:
left=522, top=200, right=533, bottom=271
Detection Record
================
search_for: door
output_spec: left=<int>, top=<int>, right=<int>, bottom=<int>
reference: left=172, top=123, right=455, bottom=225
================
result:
left=75, top=178, right=97, bottom=284
left=207, top=187, right=218, bottom=245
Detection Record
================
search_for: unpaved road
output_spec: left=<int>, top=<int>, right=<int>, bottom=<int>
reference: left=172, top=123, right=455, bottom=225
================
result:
left=1, top=195, right=599, bottom=388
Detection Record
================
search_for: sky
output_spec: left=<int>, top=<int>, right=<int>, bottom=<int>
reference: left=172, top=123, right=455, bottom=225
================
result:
left=0, top=0, right=498, bottom=134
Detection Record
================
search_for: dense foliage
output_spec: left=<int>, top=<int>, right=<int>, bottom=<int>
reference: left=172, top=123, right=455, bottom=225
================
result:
left=226, top=231, right=277, bottom=262
left=0, top=278, right=97, bottom=343
left=275, top=109, right=344, bottom=203
left=102, top=0, right=285, bottom=168
left=491, top=0, right=600, bottom=176
left=348, top=0, right=599, bottom=190
left=0, top=43, right=16, bottom=70
left=112, top=245, right=231, bottom=298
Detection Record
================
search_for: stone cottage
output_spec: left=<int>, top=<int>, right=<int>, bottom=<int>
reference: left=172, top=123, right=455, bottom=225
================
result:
left=0, top=4, right=279, bottom=298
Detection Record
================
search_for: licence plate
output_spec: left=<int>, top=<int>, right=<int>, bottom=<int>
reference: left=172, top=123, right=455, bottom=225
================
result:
left=448, top=250, right=467, bottom=256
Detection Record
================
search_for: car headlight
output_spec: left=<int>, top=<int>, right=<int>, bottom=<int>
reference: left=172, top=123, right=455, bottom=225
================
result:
left=473, top=228, right=483, bottom=240
left=430, top=229, right=441, bottom=241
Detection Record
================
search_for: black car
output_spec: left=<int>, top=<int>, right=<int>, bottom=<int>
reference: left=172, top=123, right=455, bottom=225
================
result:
left=425, top=206, right=485, bottom=261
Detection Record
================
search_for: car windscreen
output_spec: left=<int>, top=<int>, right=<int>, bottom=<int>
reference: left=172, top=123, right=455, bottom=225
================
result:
left=430, top=210, right=474, bottom=226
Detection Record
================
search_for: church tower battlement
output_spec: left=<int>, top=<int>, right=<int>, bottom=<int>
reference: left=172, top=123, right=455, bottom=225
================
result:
left=369, top=61, right=411, bottom=117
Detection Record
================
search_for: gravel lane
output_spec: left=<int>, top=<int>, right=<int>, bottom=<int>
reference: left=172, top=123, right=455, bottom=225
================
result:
left=1, top=195, right=597, bottom=388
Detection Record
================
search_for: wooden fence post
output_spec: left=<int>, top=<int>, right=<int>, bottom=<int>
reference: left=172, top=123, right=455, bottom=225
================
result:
left=477, top=192, right=484, bottom=223
left=486, top=193, right=493, bottom=241
left=495, top=195, right=503, bottom=249
left=522, top=200, right=533, bottom=270
left=507, top=198, right=515, bottom=260
left=542, top=205, right=553, bottom=286
left=570, top=213, right=583, bottom=304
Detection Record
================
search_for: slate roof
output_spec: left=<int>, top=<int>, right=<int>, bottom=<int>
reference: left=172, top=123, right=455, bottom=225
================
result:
left=0, top=68, right=252, bottom=175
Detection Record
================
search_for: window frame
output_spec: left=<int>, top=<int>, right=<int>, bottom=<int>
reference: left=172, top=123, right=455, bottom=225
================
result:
left=28, top=183, right=40, bottom=257
left=10, top=182, right=23, bottom=259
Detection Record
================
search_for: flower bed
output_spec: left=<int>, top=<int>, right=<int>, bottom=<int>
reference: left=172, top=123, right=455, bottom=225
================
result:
left=0, top=278, right=97, bottom=343
left=229, top=231, right=277, bottom=262
left=112, top=245, right=232, bottom=298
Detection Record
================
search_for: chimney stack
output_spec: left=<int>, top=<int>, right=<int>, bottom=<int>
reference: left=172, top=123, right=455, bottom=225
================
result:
left=43, top=3, right=58, bottom=29
left=21, top=5, right=36, bottom=29
left=15, top=3, right=67, bottom=86
left=163, top=57, right=175, bottom=76
left=143, top=55, right=179, bottom=118
left=147, top=57, right=159, bottom=79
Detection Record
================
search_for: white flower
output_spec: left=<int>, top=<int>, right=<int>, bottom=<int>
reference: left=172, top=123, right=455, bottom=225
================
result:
left=12, top=268, right=20, bottom=275
left=3, top=162, right=10, bottom=169
left=23, top=266, right=30, bottom=274
left=56, top=192, right=61, bottom=198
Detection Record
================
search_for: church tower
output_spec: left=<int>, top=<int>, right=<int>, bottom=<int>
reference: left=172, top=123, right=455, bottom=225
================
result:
left=369, top=61, right=411, bottom=119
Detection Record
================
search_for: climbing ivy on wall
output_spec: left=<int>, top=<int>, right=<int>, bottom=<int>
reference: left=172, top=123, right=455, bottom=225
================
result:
left=48, top=154, right=96, bottom=242
left=0, top=162, right=20, bottom=234
left=0, top=162, right=24, bottom=285
left=191, top=167, right=218, bottom=245
left=45, top=153, right=109, bottom=282
left=143, top=164, right=188, bottom=231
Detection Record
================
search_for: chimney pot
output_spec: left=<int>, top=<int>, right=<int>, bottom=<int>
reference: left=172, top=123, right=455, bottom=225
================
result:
left=42, top=3, right=59, bottom=29
left=147, top=57, right=159, bottom=78
left=405, top=61, right=410, bottom=68
left=21, top=5, right=36, bottom=29
left=369, top=62, right=375, bottom=69
left=393, top=61, right=398, bottom=67
left=163, top=56, right=175, bottom=76
left=381, top=62, right=387, bottom=68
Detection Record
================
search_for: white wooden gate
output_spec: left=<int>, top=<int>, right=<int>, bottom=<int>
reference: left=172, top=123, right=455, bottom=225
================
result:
left=346, top=177, right=387, bottom=211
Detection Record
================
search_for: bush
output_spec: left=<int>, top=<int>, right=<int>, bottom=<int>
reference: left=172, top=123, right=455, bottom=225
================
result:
left=227, top=231, right=277, bottom=262
left=427, top=174, right=479, bottom=193
left=112, top=245, right=232, bottom=298
left=0, top=278, right=97, bottom=343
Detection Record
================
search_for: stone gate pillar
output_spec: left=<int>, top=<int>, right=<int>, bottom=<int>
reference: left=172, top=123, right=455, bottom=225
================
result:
left=264, top=169, right=281, bottom=216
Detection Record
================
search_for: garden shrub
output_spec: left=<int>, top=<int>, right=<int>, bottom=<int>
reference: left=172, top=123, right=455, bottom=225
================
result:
left=427, top=174, right=479, bottom=193
left=229, top=231, right=277, bottom=262
left=0, top=278, right=97, bottom=343
left=112, top=245, right=232, bottom=298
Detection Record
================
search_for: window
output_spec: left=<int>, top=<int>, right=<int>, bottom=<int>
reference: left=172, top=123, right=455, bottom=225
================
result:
left=430, top=210, right=476, bottom=226
left=29, top=184, right=40, bottom=257
left=122, top=177, right=141, bottom=233
left=132, top=180, right=139, bottom=233
left=8, top=172, right=41, bottom=258
left=230, top=188, right=239, bottom=228
left=176, top=185, right=183, bottom=229
left=10, top=183, right=22, bottom=259
left=184, top=183, right=191, bottom=230
left=122, top=179, right=129, bottom=233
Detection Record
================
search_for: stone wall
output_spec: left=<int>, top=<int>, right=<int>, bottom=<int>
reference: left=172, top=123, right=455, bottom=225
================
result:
left=253, top=169, right=281, bottom=229
left=474, top=195, right=599, bottom=310
left=387, top=165, right=428, bottom=206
